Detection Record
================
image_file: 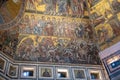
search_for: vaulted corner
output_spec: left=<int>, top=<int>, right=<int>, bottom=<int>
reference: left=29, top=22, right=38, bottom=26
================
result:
left=0, top=0, right=120, bottom=80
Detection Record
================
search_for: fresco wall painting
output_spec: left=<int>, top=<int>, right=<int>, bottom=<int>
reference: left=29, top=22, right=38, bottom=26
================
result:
left=0, top=0, right=102, bottom=65
left=15, top=2, right=101, bottom=64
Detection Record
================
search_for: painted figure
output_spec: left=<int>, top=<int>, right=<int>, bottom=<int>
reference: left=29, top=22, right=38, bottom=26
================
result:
left=52, top=0, right=57, bottom=15
left=33, top=24, right=41, bottom=35
left=37, top=16, right=46, bottom=35
left=66, top=0, right=71, bottom=15
left=57, top=0, right=67, bottom=15
left=77, top=0, right=85, bottom=17
left=43, top=0, right=54, bottom=14
left=56, top=18, right=65, bottom=36
left=42, top=69, right=51, bottom=77
left=45, top=22, right=54, bottom=36
left=27, top=0, right=38, bottom=11
left=23, top=15, right=31, bottom=34
left=76, top=70, right=85, bottom=78
left=70, top=0, right=78, bottom=15
left=30, top=14, right=37, bottom=27
left=100, top=27, right=107, bottom=42
left=75, top=24, right=85, bottom=39
left=23, top=15, right=30, bottom=25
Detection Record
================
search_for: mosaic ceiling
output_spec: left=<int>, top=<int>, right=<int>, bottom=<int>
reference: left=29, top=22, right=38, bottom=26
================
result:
left=0, top=0, right=120, bottom=65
